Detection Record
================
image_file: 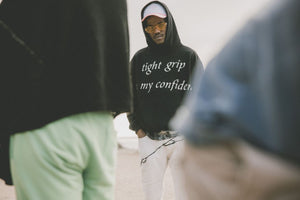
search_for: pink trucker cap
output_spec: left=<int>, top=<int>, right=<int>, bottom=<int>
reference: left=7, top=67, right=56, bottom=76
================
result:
left=142, top=3, right=167, bottom=22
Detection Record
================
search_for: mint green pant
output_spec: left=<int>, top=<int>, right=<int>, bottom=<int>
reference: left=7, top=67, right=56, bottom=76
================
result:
left=10, top=112, right=117, bottom=200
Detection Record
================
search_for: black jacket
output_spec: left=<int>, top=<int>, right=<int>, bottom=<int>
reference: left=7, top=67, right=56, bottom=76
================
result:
left=0, top=0, right=131, bottom=184
left=127, top=1, right=203, bottom=139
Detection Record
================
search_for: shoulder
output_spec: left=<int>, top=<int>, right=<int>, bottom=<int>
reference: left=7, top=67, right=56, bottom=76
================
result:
left=175, top=45, right=200, bottom=60
left=131, top=47, right=148, bottom=60
left=130, top=47, right=148, bottom=70
left=178, top=45, right=204, bottom=69
left=180, top=45, right=198, bottom=55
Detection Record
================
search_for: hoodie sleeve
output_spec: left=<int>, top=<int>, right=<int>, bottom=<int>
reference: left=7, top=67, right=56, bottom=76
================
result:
left=189, top=51, right=205, bottom=90
left=192, top=51, right=204, bottom=74
left=126, top=57, right=143, bottom=132
left=127, top=113, right=142, bottom=132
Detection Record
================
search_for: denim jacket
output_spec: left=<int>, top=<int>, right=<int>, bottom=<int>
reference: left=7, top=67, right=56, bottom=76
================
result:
left=170, top=0, right=300, bottom=166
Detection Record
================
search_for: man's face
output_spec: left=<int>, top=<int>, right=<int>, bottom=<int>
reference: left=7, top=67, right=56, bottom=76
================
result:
left=145, top=16, right=167, bottom=45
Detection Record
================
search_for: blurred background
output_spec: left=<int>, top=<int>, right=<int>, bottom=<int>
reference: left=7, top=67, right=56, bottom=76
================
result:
left=115, top=0, right=273, bottom=148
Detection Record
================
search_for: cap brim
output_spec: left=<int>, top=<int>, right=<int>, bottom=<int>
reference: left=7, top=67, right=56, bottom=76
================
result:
left=141, top=14, right=167, bottom=22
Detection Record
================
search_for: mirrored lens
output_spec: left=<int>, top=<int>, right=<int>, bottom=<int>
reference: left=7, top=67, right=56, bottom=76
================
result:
left=145, top=22, right=167, bottom=33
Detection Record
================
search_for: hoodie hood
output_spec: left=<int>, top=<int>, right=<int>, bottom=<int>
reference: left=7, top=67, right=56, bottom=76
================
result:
left=141, top=1, right=181, bottom=52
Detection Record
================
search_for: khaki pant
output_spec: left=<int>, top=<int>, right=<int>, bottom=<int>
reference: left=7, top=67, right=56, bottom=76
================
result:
left=182, top=140, right=300, bottom=200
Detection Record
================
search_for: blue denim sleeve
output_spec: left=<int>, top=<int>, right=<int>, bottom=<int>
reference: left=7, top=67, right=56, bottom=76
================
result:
left=170, top=0, right=300, bottom=166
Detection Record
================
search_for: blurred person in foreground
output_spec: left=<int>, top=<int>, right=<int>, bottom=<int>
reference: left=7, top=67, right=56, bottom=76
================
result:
left=127, top=1, right=203, bottom=199
left=0, top=0, right=131, bottom=199
left=170, top=0, right=300, bottom=199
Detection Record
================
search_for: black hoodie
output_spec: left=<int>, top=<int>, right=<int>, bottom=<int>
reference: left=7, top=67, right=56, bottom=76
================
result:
left=0, top=0, right=132, bottom=133
left=0, top=0, right=131, bottom=184
left=127, top=1, right=204, bottom=139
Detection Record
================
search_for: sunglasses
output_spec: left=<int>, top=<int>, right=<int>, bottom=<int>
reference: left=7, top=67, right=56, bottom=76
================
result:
left=145, top=22, right=167, bottom=33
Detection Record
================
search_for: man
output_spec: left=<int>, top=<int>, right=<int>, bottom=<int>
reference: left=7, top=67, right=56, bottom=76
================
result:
left=170, top=0, right=300, bottom=199
left=127, top=1, right=203, bottom=200
left=0, top=0, right=131, bottom=199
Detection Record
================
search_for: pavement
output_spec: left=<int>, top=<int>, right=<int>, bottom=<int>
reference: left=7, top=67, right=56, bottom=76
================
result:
left=0, top=137, right=174, bottom=200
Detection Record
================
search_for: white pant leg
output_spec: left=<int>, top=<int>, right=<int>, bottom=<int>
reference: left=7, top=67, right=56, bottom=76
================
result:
left=167, top=137, right=187, bottom=200
left=138, top=136, right=168, bottom=200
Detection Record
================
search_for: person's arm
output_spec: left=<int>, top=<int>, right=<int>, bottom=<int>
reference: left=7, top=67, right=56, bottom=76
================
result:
left=127, top=112, right=143, bottom=133
left=126, top=58, right=144, bottom=137
left=191, top=51, right=204, bottom=77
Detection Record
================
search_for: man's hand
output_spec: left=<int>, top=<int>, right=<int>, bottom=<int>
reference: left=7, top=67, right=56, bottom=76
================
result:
left=136, top=129, right=146, bottom=138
